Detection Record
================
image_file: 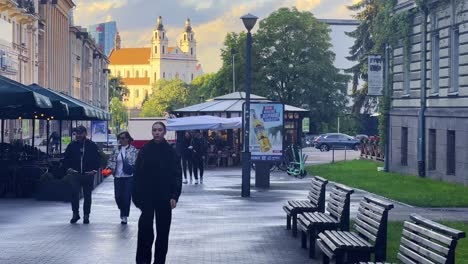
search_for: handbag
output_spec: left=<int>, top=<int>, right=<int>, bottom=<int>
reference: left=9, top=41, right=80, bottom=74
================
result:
left=120, top=151, right=134, bottom=175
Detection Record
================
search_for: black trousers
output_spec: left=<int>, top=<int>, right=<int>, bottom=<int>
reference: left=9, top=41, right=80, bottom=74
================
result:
left=114, top=177, right=133, bottom=217
left=136, top=201, right=172, bottom=264
left=181, top=155, right=193, bottom=180
left=71, top=173, right=94, bottom=215
left=193, top=155, right=204, bottom=180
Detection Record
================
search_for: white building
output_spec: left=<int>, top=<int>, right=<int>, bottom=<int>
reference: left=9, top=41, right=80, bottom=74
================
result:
left=108, top=16, right=203, bottom=112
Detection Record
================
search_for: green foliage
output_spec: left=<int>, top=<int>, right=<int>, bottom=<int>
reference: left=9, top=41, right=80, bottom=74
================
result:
left=307, top=160, right=468, bottom=207
left=188, top=73, right=221, bottom=104
left=140, top=79, right=188, bottom=117
left=109, top=97, right=128, bottom=133
left=108, top=76, right=129, bottom=102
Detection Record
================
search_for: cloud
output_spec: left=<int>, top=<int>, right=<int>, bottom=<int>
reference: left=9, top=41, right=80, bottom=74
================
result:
left=73, top=0, right=127, bottom=26
left=295, top=0, right=321, bottom=11
left=177, top=0, right=214, bottom=10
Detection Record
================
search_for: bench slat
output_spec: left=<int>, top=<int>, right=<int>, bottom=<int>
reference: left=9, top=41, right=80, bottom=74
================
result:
left=399, top=245, right=440, bottom=264
left=410, top=214, right=466, bottom=240
left=401, top=229, right=450, bottom=256
left=363, top=196, right=394, bottom=210
left=357, top=211, right=381, bottom=229
left=327, top=204, right=342, bottom=220
left=355, top=217, right=379, bottom=237
left=358, top=207, right=383, bottom=223
left=359, top=201, right=386, bottom=215
left=329, top=192, right=347, bottom=204
left=317, top=238, right=336, bottom=259
left=327, top=230, right=352, bottom=249
left=319, top=231, right=339, bottom=252
left=397, top=252, right=419, bottom=264
left=341, top=231, right=372, bottom=247
left=355, top=224, right=377, bottom=242
left=400, top=237, right=447, bottom=263
left=404, top=222, right=453, bottom=246
left=330, top=230, right=356, bottom=248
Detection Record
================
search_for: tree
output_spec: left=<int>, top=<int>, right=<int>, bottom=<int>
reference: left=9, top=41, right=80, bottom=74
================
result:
left=109, top=97, right=128, bottom=133
left=140, top=79, right=188, bottom=117
left=108, top=76, right=129, bottom=102
left=188, top=73, right=220, bottom=104
left=254, top=7, right=350, bottom=133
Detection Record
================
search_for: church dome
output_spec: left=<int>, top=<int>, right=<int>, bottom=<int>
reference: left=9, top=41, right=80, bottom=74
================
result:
left=184, top=18, right=192, bottom=32
left=157, top=16, right=164, bottom=30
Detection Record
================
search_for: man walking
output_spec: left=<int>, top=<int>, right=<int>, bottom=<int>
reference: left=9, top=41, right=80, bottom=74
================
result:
left=63, top=125, right=100, bottom=224
left=191, top=130, right=207, bottom=184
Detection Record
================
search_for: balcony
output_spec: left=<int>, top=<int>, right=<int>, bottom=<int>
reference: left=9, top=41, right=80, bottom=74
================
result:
left=0, top=0, right=38, bottom=24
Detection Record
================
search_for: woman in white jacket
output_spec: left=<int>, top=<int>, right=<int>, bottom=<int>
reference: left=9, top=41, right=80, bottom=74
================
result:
left=107, top=131, right=139, bottom=224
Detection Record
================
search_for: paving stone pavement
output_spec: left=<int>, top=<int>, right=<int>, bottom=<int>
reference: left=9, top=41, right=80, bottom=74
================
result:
left=1, top=168, right=468, bottom=264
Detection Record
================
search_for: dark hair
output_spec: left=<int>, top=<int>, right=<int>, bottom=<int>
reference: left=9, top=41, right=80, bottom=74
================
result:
left=117, top=131, right=134, bottom=143
left=152, top=121, right=166, bottom=132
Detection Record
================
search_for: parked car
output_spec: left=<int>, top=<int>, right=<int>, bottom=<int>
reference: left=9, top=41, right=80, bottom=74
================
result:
left=314, top=133, right=361, bottom=152
left=303, top=134, right=318, bottom=147
left=355, top=134, right=369, bottom=141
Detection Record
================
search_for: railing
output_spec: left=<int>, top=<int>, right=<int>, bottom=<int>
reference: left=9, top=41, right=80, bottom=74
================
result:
left=360, top=142, right=384, bottom=161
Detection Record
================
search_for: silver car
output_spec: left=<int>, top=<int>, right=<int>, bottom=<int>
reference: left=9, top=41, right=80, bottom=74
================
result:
left=314, top=133, right=361, bottom=152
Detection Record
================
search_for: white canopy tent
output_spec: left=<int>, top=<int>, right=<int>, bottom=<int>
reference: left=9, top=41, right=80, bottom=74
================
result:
left=166, top=115, right=242, bottom=131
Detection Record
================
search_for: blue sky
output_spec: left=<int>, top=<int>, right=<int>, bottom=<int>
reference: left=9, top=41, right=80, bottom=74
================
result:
left=73, top=0, right=359, bottom=73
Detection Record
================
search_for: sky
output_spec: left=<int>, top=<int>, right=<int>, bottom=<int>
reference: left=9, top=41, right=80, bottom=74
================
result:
left=73, top=0, right=359, bottom=73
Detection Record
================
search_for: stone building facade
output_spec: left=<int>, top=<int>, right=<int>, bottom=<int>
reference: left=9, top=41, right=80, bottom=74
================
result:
left=390, top=0, right=468, bottom=184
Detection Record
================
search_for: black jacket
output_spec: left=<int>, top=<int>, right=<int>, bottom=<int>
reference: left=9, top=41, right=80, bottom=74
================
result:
left=132, top=139, right=182, bottom=208
left=63, top=139, right=100, bottom=174
left=191, top=137, right=207, bottom=158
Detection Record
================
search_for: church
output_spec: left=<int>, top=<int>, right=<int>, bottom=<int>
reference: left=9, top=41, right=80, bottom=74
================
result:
left=108, top=17, right=203, bottom=113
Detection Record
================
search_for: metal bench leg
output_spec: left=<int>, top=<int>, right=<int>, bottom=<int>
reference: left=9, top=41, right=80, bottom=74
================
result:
left=286, top=215, right=291, bottom=230
left=292, top=214, right=298, bottom=237
left=309, top=231, right=316, bottom=258
left=301, top=230, right=307, bottom=249
left=322, top=254, right=330, bottom=264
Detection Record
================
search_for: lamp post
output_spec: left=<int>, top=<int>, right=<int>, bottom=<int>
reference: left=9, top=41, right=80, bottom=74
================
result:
left=241, top=13, right=258, bottom=198
left=231, top=48, right=236, bottom=93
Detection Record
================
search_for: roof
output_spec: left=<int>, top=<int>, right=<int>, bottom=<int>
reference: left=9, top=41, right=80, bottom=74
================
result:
left=122, top=78, right=150, bottom=85
left=109, top=48, right=151, bottom=65
left=174, top=92, right=308, bottom=113
left=168, top=47, right=176, bottom=53
left=317, top=19, right=359, bottom=26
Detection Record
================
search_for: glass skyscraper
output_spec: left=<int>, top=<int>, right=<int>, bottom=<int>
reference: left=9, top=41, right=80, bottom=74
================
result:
left=88, top=21, right=118, bottom=56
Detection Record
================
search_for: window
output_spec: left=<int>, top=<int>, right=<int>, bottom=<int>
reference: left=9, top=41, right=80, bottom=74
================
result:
left=184, top=35, right=186, bottom=41
left=126, top=71, right=130, bottom=78
left=136, top=71, right=139, bottom=78
left=447, top=130, right=456, bottom=175
left=135, top=89, right=139, bottom=98
left=401, top=127, right=408, bottom=166
left=162, top=46, right=165, bottom=54
left=155, top=32, right=158, bottom=39
left=163, top=32, right=165, bottom=39
left=191, top=48, right=193, bottom=55
left=155, top=46, right=157, bottom=54
left=191, top=73, right=194, bottom=81
left=428, top=129, right=436, bottom=171
left=450, top=27, right=459, bottom=93
left=403, top=47, right=411, bottom=95
left=154, top=72, right=157, bottom=80
left=117, top=71, right=121, bottom=77
left=163, top=72, right=165, bottom=78
left=145, top=71, right=148, bottom=78
left=431, top=32, right=440, bottom=94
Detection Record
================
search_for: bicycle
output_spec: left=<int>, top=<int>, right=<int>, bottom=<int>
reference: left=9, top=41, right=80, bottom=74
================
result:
left=286, top=144, right=308, bottom=178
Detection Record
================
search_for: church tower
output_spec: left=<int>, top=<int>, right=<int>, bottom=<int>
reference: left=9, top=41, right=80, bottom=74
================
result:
left=179, top=18, right=196, bottom=57
left=151, top=16, right=168, bottom=58
left=114, top=31, right=121, bottom=50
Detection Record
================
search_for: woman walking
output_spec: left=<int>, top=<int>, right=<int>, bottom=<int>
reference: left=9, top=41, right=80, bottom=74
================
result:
left=181, top=131, right=193, bottom=184
left=191, top=130, right=207, bottom=184
left=107, top=131, right=138, bottom=225
left=133, top=122, right=182, bottom=264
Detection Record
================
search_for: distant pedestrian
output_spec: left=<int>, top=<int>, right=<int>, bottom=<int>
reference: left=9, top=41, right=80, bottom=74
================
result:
left=133, top=122, right=182, bottom=264
left=63, top=126, right=100, bottom=224
left=191, top=130, right=207, bottom=184
left=181, top=131, right=193, bottom=184
left=106, top=131, right=138, bottom=224
left=49, top=131, right=60, bottom=154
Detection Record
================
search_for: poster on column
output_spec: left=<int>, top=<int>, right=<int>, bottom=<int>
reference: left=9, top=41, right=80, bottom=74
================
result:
left=91, top=121, right=108, bottom=143
left=247, top=103, right=284, bottom=162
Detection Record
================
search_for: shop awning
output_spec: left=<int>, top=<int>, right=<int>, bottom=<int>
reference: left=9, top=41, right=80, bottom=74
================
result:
left=0, top=76, right=53, bottom=119
left=174, top=92, right=308, bottom=114
left=166, top=115, right=242, bottom=131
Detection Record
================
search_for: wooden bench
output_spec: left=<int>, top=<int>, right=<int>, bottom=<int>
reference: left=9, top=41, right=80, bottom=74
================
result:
left=283, top=176, right=328, bottom=236
left=298, top=184, right=354, bottom=258
left=317, top=196, right=394, bottom=264
left=360, top=214, right=466, bottom=264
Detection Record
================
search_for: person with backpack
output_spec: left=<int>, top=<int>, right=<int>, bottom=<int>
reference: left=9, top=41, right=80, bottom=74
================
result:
left=191, top=130, right=207, bottom=184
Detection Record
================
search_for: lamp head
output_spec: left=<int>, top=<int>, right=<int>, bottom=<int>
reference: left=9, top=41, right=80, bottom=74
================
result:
left=241, top=13, right=258, bottom=32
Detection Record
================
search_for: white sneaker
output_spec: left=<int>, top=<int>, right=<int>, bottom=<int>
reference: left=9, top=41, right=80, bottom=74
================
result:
left=195, top=179, right=199, bottom=184
left=183, top=179, right=188, bottom=184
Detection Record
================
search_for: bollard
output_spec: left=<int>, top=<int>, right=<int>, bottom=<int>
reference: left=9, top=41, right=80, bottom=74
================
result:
left=332, top=146, right=335, bottom=163
left=345, top=146, right=347, bottom=161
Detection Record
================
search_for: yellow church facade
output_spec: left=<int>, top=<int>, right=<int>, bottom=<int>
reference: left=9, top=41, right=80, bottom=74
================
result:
left=109, top=17, right=203, bottom=112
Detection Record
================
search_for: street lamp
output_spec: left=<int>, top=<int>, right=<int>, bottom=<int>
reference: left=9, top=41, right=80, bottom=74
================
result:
left=240, top=13, right=258, bottom=198
left=231, top=48, right=236, bottom=93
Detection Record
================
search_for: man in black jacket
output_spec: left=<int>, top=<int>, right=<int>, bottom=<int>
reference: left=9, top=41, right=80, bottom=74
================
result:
left=133, top=122, right=182, bottom=264
left=63, top=125, right=100, bottom=224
